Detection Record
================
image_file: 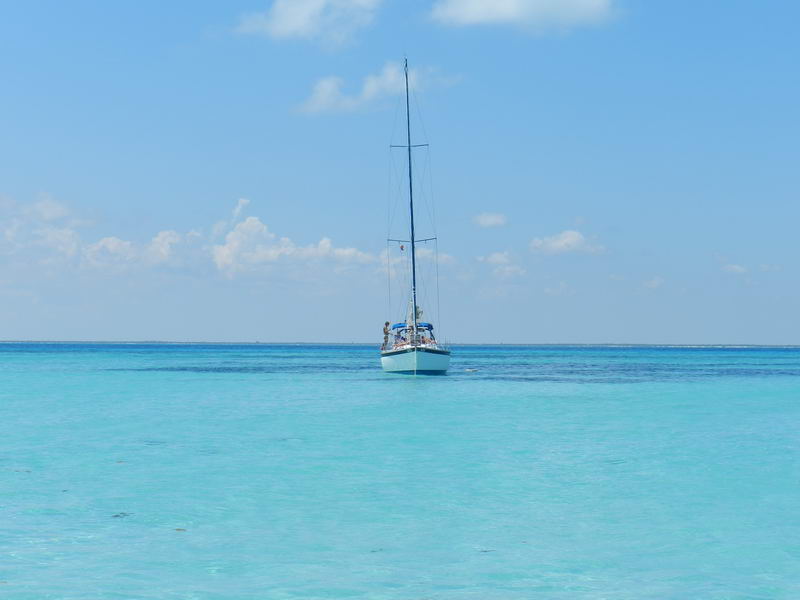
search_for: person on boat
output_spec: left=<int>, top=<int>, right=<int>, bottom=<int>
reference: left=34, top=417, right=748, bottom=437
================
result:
left=382, top=321, right=390, bottom=350
left=394, top=331, right=406, bottom=347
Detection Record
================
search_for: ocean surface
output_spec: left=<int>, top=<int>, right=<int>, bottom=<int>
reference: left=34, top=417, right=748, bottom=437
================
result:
left=2, top=343, right=800, bottom=599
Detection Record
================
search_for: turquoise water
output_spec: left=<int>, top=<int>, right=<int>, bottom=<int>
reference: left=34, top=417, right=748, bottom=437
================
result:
left=2, top=344, right=800, bottom=599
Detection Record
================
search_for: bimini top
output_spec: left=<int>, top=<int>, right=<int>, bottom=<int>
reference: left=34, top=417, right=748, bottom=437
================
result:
left=392, top=322, right=433, bottom=330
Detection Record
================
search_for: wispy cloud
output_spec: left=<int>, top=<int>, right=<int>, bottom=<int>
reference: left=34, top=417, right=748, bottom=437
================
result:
left=494, top=264, right=526, bottom=278
left=478, top=251, right=510, bottom=265
left=2, top=196, right=377, bottom=277
left=32, top=197, right=70, bottom=221
left=530, top=230, right=603, bottom=255
left=723, top=264, right=747, bottom=274
left=300, top=62, right=409, bottom=113
left=232, top=198, right=250, bottom=221
left=473, top=212, right=507, bottom=228
left=544, top=281, right=572, bottom=296
left=416, top=247, right=455, bottom=265
left=299, top=61, right=455, bottom=114
left=644, top=276, right=664, bottom=289
left=431, top=0, right=614, bottom=30
left=2, top=196, right=80, bottom=263
left=759, top=264, right=781, bottom=272
left=237, top=0, right=382, bottom=45
left=477, top=251, right=525, bottom=278
left=34, top=225, right=81, bottom=260
left=83, top=237, right=137, bottom=267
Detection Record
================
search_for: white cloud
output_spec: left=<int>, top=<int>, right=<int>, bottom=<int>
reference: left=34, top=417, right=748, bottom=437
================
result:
left=413, top=246, right=455, bottom=265
left=644, top=276, right=664, bottom=289
left=544, top=281, right=571, bottom=296
left=301, top=77, right=352, bottom=113
left=300, top=62, right=409, bottom=113
left=477, top=251, right=524, bottom=278
left=211, top=220, right=229, bottom=239
left=379, top=246, right=454, bottom=279
left=759, top=264, right=781, bottom=272
left=83, top=237, right=137, bottom=267
left=299, top=61, right=457, bottom=114
left=35, top=226, right=81, bottom=259
left=32, top=197, right=69, bottom=222
left=145, top=230, right=182, bottom=264
left=2, top=197, right=383, bottom=279
left=473, top=213, right=507, bottom=228
left=294, top=237, right=374, bottom=263
left=212, top=215, right=375, bottom=275
left=478, top=251, right=510, bottom=265
left=237, top=0, right=381, bottom=44
left=232, top=198, right=250, bottom=221
left=530, top=230, right=603, bottom=255
left=494, top=264, right=526, bottom=278
left=1, top=198, right=81, bottom=264
left=723, top=264, right=747, bottom=274
left=431, top=0, right=613, bottom=29
left=212, top=216, right=274, bottom=271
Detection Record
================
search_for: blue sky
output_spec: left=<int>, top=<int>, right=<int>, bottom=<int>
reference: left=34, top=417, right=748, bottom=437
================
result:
left=1, top=0, right=798, bottom=343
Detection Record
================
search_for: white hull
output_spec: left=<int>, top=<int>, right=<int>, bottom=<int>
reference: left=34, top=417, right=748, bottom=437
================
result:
left=381, top=347, right=450, bottom=374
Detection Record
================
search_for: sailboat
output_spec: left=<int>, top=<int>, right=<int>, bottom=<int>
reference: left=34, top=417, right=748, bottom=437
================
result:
left=380, top=59, right=451, bottom=374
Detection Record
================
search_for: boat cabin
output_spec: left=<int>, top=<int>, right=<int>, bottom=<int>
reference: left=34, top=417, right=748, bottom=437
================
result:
left=388, top=322, right=438, bottom=348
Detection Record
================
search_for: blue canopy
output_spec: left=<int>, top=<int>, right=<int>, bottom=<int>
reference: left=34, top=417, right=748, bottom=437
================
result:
left=391, top=322, right=433, bottom=330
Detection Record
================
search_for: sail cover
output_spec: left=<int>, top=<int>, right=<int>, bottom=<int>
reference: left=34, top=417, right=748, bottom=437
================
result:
left=392, top=322, right=433, bottom=330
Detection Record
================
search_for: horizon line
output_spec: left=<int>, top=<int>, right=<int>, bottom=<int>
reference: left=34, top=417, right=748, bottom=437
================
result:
left=2, top=340, right=800, bottom=348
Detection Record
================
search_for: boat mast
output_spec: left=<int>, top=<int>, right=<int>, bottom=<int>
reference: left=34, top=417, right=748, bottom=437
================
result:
left=404, top=58, right=418, bottom=333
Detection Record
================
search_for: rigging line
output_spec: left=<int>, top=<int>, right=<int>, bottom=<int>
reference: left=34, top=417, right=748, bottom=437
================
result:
left=418, top=150, right=437, bottom=237
left=386, top=146, right=392, bottom=249
left=390, top=92, right=402, bottom=150
left=386, top=93, right=405, bottom=243
left=408, top=91, right=427, bottom=175
left=403, top=58, right=418, bottom=333
left=426, top=150, right=438, bottom=237
left=414, top=148, right=429, bottom=200
left=435, top=238, right=442, bottom=343
left=411, top=89, right=439, bottom=238
left=388, top=102, right=411, bottom=326
left=387, top=163, right=398, bottom=237
left=387, top=151, right=398, bottom=230
left=387, top=151, right=406, bottom=238
left=405, top=137, right=435, bottom=241
left=410, top=150, right=434, bottom=238
left=389, top=259, right=401, bottom=327
left=391, top=150, right=409, bottom=223
left=411, top=87, right=430, bottom=148
left=386, top=240, right=392, bottom=326
left=386, top=99, right=403, bottom=330
left=395, top=244, right=409, bottom=320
